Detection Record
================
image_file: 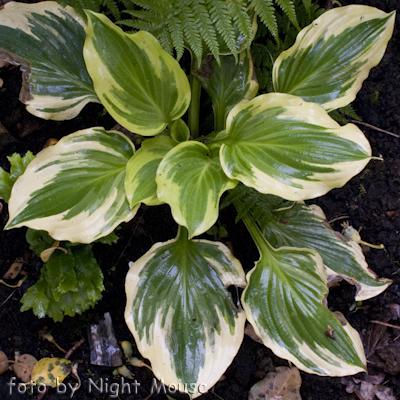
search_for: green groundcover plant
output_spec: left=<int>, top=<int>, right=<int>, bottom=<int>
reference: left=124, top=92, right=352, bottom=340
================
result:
left=0, top=1, right=396, bottom=397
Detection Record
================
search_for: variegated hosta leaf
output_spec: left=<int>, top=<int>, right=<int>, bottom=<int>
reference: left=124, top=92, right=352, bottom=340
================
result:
left=125, top=228, right=246, bottom=398
left=6, top=128, right=138, bottom=243
left=198, top=51, right=259, bottom=130
left=125, top=136, right=176, bottom=207
left=0, top=2, right=99, bottom=120
left=170, top=119, right=190, bottom=143
left=273, top=5, right=395, bottom=110
left=83, top=11, right=191, bottom=136
left=261, top=203, right=392, bottom=301
left=242, top=218, right=366, bottom=375
left=156, top=142, right=237, bottom=238
left=220, top=93, right=371, bottom=201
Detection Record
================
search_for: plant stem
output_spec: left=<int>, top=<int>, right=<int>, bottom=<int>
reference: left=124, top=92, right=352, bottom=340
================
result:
left=236, top=207, right=270, bottom=256
left=214, top=101, right=226, bottom=132
left=188, top=74, right=201, bottom=138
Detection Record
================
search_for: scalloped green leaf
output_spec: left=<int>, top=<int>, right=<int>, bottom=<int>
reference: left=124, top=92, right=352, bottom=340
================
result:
left=242, top=216, right=367, bottom=376
left=20, top=243, right=104, bottom=322
left=83, top=11, right=191, bottom=136
left=0, top=151, right=35, bottom=202
left=198, top=51, right=259, bottom=130
left=220, top=93, right=371, bottom=201
left=156, top=142, right=237, bottom=238
left=273, top=5, right=395, bottom=110
left=125, top=136, right=176, bottom=207
left=261, top=203, right=392, bottom=301
left=125, top=227, right=246, bottom=398
left=0, top=2, right=99, bottom=120
left=6, top=127, right=138, bottom=243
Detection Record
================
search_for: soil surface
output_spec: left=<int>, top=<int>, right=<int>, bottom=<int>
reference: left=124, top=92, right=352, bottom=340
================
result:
left=1, top=1, right=400, bottom=399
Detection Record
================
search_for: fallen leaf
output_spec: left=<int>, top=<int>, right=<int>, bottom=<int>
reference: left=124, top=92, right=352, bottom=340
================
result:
left=388, top=304, right=400, bottom=320
left=0, top=350, right=9, bottom=374
left=3, top=258, right=24, bottom=279
left=341, top=375, right=396, bottom=400
left=385, top=211, right=398, bottom=220
left=249, top=366, right=302, bottom=400
left=14, top=354, right=38, bottom=383
left=245, top=323, right=263, bottom=344
left=31, top=357, right=71, bottom=387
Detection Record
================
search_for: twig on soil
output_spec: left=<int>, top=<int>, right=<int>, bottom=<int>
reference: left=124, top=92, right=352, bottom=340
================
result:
left=328, top=215, right=350, bottom=224
left=0, top=289, right=16, bottom=307
left=370, top=320, right=400, bottom=330
left=33, top=338, right=85, bottom=400
left=350, top=120, right=399, bottom=138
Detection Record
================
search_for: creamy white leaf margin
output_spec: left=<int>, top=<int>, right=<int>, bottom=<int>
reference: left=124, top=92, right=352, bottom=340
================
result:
left=157, top=142, right=237, bottom=238
left=220, top=93, right=371, bottom=201
left=125, top=229, right=246, bottom=398
left=242, top=239, right=366, bottom=375
left=273, top=5, right=395, bottom=110
left=0, top=1, right=99, bottom=120
left=6, top=128, right=138, bottom=243
left=262, top=203, right=392, bottom=301
left=83, top=11, right=191, bottom=136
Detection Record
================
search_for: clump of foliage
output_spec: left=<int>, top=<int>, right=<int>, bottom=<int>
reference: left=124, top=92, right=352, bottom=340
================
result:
left=57, top=0, right=313, bottom=62
left=0, top=0, right=396, bottom=398
left=0, top=152, right=116, bottom=322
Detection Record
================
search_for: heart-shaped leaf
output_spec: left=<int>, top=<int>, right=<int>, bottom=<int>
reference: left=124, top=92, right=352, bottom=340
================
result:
left=125, top=227, right=246, bottom=398
left=125, top=136, right=176, bottom=207
left=242, top=215, right=366, bottom=376
left=157, top=142, right=237, bottom=238
left=273, top=5, right=395, bottom=110
left=220, top=93, right=371, bottom=201
left=261, top=203, right=392, bottom=301
left=83, top=11, right=191, bottom=136
left=6, top=128, right=138, bottom=243
left=0, top=2, right=99, bottom=120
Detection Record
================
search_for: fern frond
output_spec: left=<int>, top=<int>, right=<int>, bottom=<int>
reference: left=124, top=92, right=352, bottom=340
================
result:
left=227, top=0, right=253, bottom=44
left=57, top=0, right=102, bottom=16
left=168, top=16, right=185, bottom=60
left=250, top=0, right=278, bottom=38
left=301, top=0, right=311, bottom=16
left=329, top=103, right=361, bottom=125
left=207, top=0, right=237, bottom=57
left=340, top=104, right=361, bottom=121
left=122, top=9, right=163, bottom=26
left=192, top=0, right=220, bottom=63
left=116, top=18, right=156, bottom=31
left=274, top=0, right=299, bottom=29
left=159, top=28, right=174, bottom=55
left=102, top=0, right=121, bottom=19
left=180, top=10, right=203, bottom=62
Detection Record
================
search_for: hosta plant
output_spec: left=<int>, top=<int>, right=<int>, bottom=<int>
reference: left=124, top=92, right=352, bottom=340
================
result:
left=0, top=1, right=396, bottom=397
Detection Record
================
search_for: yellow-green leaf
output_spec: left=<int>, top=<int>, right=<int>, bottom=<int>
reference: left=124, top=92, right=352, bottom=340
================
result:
left=220, top=93, right=371, bottom=201
left=83, top=11, right=191, bottom=136
left=273, top=5, right=395, bottom=110
left=31, top=358, right=71, bottom=387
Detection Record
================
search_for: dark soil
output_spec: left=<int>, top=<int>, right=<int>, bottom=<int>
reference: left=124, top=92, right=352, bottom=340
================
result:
left=1, top=1, right=400, bottom=399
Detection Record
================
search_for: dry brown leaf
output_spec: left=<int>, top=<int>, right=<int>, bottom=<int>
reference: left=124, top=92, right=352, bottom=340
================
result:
left=249, top=366, right=302, bottom=400
left=14, top=354, right=38, bottom=383
left=245, top=323, right=263, bottom=344
left=3, top=258, right=24, bottom=279
left=341, top=375, right=396, bottom=400
left=388, top=304, right=400, bottom=320
left=0, top=350, right=9, bottom=375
